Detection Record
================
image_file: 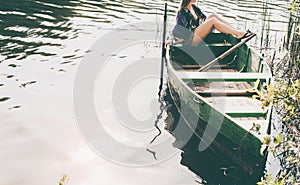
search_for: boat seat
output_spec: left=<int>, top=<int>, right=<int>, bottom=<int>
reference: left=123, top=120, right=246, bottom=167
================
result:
left=206, top=43, right=232, bottom=47
left=172, top=43, right=232, bottom=48
left=177, top=72, right=267, bottom=82
left=204, top=96, right=268, bottom=117
left=214, top=103, right=268, bottom=117
left=197, top=90, right=256, bottom=97
left=176, top=64, right=235, bottom=70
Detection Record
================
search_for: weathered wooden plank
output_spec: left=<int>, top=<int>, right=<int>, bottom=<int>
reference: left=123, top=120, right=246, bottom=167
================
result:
left=206, top=43, right=232, bottom=47
left=234, top=117, right=265, bottom=121
left=177, top=71, right=267, bottom=82
left=176, top=43, right=233, bottom=47
left=197, top=90, right=256, bottom=97
left=175, top=64, right=234, bottom=70
left=191, top=81, right=251, bottom=89
left=204, top=96, right=267, bottom=117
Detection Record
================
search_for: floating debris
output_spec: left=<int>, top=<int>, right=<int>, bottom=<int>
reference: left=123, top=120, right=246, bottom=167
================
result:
left=62, top=54, right=76, bottom=59
left=20, top=81, right=37, bottom=88
left=60, top=61, right=73, bottom=65
left=8, top=105, right=21, bottom=110
left=0, top=97, right=10, bottom=102
left=8, top=64, right=20, bottom=68
left=220, top=166, right=236, bottom=176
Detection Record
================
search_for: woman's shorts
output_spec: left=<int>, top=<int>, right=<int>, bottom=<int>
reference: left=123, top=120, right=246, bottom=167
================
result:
left=183, top=32, right=194, bottom=46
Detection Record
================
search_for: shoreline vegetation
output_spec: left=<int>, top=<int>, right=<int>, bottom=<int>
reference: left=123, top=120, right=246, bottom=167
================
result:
left=258, top=0, right=300, bottom=184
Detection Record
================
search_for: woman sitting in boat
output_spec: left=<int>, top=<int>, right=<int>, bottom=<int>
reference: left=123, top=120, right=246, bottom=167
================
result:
left=172, top=0, right=254, bottom=46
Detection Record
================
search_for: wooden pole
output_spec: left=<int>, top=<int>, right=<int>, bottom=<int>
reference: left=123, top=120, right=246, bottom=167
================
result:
left=158, top=3, right=167, bottom=97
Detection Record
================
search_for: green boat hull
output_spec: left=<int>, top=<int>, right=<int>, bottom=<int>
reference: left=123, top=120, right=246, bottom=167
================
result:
left=166, top=33, right=272, bottom=175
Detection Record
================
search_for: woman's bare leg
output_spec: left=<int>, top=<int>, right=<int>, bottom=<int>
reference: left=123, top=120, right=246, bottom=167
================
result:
left=206, top=13, right=234, bottom=29
left=192, top=17, right=245, bottom=45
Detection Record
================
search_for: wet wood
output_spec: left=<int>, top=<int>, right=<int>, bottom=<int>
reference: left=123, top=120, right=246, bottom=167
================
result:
left=189, top=81, right=255, bottom=96
left=204, top=96, right=267, bottom=117
left=197, top=90, right=256, bottom=97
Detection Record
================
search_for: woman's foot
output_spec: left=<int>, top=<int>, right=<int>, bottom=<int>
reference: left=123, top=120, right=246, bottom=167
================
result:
left=237, top=30, right=254, bottom=40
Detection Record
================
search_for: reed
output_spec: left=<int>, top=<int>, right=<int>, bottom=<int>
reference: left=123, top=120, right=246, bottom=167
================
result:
left=258, top=1, right=300, bottom=184
left=260, top=0, right=271, bottom=52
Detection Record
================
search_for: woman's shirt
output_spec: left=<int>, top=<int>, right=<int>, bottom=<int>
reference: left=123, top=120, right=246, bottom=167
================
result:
left=172, top=4, right=206, bottom=41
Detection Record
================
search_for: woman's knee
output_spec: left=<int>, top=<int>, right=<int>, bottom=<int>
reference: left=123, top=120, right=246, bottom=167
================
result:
left=207, top=17, right=218, bottom=25
left=207, top=13, right=217, bottom=20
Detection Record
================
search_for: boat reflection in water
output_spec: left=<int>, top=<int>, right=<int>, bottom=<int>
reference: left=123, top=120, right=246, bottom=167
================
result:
left=164, top=88, right=267, bottom=185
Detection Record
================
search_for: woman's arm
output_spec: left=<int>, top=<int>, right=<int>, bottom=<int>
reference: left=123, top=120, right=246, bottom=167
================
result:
left=193, top=5, right=206, bottom=20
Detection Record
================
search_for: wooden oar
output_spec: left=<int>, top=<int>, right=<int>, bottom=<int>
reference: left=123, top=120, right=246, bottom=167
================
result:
left=197, top=33, right=256, bottom=72
left=158, top=3, right=167, bottom=97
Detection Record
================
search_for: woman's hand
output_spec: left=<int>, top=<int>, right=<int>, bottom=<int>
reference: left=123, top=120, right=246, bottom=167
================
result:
left=175, top=37, right=184, bottom=43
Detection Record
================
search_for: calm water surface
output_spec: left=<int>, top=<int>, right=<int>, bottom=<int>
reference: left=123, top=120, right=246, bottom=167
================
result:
left=0, top=0, right=290, bottom=184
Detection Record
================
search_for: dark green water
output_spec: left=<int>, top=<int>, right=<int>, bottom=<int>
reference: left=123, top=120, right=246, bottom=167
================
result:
left=0, top=0, right=290, bottom=184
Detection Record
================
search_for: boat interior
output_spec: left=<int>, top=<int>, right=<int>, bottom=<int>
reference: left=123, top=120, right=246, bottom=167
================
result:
left=168, top=33, right=272, bottom=140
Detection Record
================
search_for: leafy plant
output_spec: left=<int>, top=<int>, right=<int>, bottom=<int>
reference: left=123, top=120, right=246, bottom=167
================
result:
left=59, top=174, right=69, bottom=185
left=258, top=79, right=300, bottom=185
left=257, top=0, right=300, bottom=184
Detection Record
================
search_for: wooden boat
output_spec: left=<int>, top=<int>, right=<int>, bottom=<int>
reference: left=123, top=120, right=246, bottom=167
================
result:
left=166, top=33, right=272, bottom=176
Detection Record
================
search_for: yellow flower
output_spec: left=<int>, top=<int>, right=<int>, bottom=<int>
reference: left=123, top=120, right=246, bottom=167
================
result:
left=296, top=25, right=300, bottom=35
left=288, top=2, right=299, bottom=13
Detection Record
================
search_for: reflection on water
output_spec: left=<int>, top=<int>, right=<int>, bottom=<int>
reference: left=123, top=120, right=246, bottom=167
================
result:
left=0, top=0, right=290, bottom=61
left=0, top=0, right=290, bottom=184
left=0, top=0, right=76, bottom=60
